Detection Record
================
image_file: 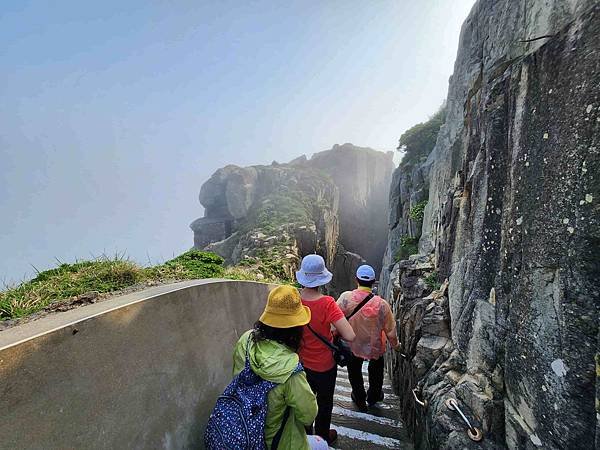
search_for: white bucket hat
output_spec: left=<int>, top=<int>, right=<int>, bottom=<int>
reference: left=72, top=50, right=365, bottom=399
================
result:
left=295, top=254, right=332, bottom=288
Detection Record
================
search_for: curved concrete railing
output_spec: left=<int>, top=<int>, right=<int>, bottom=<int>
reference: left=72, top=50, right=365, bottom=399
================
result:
left=0, top=279, right=273, bottom=450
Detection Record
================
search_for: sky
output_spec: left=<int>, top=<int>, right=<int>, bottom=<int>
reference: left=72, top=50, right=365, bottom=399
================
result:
left=0, top=0, right=475, bottom=284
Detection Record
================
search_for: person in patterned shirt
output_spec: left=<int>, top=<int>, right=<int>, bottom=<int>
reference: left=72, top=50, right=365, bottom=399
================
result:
left=337, top=264, right=400, bottom=411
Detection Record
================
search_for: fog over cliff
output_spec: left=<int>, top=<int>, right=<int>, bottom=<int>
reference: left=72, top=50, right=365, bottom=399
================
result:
left=0, top=1, right=474, bottom=283
left=191, top=143, right=394, bottom=296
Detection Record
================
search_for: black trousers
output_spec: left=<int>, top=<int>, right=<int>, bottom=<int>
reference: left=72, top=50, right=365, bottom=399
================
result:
left=304, top=365, right=337, bottom=439
left=347, top=354, right=384, bottom=404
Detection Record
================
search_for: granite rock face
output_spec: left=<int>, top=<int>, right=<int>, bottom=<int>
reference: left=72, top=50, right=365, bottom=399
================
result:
left=380, top=160, right=432, bottom=301
left=383, top=2, right=600, bottom=449
left=191, top=144, right=394, bottom=294
left=304, top=143, right=395, bottom=272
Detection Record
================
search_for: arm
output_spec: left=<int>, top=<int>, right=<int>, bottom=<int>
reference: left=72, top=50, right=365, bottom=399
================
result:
left=332, top=292, right=349, bottom=339
left=333, top=317, right=356, bottom=342
left=382, top=301, right=400, bottom=349
left=284, top=372, right=318, bottom=425
left=330, top=296, right=355, bottom=342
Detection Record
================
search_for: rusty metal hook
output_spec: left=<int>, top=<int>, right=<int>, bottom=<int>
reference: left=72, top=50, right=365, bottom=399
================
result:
left=445, top=398, right=483, bottom=442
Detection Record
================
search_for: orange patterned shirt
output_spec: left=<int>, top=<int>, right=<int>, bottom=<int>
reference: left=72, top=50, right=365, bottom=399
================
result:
left=337, top=288, right=398, bottom=360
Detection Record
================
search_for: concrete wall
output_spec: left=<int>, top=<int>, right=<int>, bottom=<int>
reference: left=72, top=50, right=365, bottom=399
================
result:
left=0, top=279, right=272, bottom=450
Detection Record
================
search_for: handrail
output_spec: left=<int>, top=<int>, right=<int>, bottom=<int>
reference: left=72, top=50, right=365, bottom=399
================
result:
left=412, top=388, right=427, bottom=407
left=445, top=398, right=483, bottom=442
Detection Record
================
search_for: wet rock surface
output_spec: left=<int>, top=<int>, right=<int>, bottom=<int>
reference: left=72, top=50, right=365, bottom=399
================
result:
left=382, top=1, right=600, bottom=448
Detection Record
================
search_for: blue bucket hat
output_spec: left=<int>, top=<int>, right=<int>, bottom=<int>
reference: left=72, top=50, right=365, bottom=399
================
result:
left=296, top=254, right=333, bottom=288
left=356, top=264, right=376, bottom=281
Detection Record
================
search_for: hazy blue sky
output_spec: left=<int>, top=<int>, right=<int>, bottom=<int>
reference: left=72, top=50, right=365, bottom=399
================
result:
left=1, top=0, right=475, bottom=283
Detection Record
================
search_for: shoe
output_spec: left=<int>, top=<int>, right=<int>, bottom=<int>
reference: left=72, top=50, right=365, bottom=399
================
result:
left=326, top=429, right=338, bottom=445
left=367, top=392, right=385, bottom=407
left=351, top=392, right=368, bottom=412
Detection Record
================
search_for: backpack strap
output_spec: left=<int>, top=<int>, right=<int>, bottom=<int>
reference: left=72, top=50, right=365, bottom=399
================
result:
left=306, top=324, right=338, bottom=351
left=244, top=333, right=253, bottom=369
left=271, top=406, right=290, bottom=450
left=346, top=293, right=375, bottom=321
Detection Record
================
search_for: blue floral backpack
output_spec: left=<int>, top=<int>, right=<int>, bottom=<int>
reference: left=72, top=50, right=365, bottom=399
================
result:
left=204, top=334, right=303, bottom=450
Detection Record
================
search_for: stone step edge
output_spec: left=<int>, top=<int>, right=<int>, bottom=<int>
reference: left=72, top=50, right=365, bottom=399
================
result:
left=331, top=424, right=403, bottom=449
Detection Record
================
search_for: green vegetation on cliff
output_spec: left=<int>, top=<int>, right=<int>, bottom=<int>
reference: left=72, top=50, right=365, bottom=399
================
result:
left=242, top=193, right=313, bottom=234
left=149, top=250, right=225, bottom=279
left=424, top=272, right=442, bottom=291
left=0, top=248, right=293, bottom=321
left=409, top=200, right=428, bottom=221
left=394, top=236, right=419, bottom=261
left=397, top=105, right=446, bottom=167
left=0, top=250, right=233, bottom=321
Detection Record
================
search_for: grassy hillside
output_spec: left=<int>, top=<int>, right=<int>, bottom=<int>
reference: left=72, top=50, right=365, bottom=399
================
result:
left=0, top=250, right=285, bottom=321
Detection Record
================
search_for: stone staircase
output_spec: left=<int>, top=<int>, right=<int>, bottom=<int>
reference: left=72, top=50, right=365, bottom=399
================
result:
left=329, top=363, right=413, bottom=449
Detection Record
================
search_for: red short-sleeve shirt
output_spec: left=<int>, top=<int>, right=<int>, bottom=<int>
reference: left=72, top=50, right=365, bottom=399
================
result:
left=299, top=295, right=345, bottom=372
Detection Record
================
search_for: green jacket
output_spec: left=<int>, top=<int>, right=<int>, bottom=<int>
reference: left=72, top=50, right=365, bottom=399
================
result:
left=233, top=330, right=317, bottom=450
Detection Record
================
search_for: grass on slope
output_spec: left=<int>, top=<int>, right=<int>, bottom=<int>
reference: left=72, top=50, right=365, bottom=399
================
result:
left=0, top=250, right=225, bottom=321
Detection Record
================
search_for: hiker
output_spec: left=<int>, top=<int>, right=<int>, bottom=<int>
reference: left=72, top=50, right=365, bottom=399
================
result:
left=337, top=264, right=400, bottom=411
left=204, top=285, right=328, bottom=450
left=296, top=254, right=356, bottom=445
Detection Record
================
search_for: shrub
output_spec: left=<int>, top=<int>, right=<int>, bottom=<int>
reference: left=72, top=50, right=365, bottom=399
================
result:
left=148, top=250, right=224, bottom=280
left=409, top=200, right=428, bottom=221
left=394, top=236, right=419, bottom=261
left=424, top=272, right=442, bottom=291
left=398, top=104, right=446, bottom=167
left=241, top=193, right=313, bottom=235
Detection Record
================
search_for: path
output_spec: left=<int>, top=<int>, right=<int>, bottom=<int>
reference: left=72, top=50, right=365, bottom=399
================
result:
left=329, top=363, right=413, bottom=449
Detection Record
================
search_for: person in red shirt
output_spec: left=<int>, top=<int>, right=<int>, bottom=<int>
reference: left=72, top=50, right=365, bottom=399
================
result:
left=296, top=254, right=355, bottom=445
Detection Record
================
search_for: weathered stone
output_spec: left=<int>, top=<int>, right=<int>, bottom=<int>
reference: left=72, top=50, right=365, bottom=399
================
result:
left=190, top=217, right=230, bottom=249
left=383, top=1, right=600, bottom=448
left=191, top=144, right=393, bottom=296
left=329, top=248, right=367, bottom=296
left=224, top=167, right=258, bottom=219
left=304, top=143, right=395, bottom=271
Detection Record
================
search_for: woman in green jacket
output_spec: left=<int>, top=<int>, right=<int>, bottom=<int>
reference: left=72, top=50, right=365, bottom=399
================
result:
left=232, top=285, right=328, bottom=450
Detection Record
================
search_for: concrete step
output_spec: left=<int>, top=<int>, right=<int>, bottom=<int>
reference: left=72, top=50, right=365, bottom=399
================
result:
left=330, top=424, right=405, bottom=449
left=332, top=406, right=404, bottom=439
left=334, top=380, right=397, bottom=398
left=328, top=363, right=413, bottom=449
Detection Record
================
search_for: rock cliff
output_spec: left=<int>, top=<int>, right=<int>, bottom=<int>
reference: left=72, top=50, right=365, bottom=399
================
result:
left=382, top=1, right=599, bottom=449
left=191, top=144, right=394, bottom=294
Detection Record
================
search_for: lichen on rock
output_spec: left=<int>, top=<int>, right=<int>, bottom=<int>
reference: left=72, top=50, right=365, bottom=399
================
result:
left=381, top=1, right=600, bottom=448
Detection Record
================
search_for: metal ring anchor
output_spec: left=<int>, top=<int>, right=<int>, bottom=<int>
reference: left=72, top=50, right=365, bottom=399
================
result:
left=412, top=388, right=427, bottom=407
left=445, top=398, right=483, bottom=442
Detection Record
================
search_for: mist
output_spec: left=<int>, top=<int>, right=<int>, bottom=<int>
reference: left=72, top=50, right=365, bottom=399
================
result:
left=0, top=0, right=475, bottom=283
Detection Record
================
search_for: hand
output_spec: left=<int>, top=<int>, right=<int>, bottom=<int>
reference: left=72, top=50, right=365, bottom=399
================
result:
left=392, top=342, right=401, bottom=352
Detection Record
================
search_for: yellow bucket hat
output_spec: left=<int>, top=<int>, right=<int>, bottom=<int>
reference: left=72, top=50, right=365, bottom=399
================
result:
left=259, top=285, right=311, bottom=328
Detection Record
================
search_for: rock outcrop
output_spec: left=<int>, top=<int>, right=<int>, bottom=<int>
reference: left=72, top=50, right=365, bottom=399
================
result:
left=302, top=143, right=395, bottom=272
left=191, top=144, right=394, bottom=294
left=383, top=2, right=599, bottom=449
left=380, top=159, right=432, bottom=301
